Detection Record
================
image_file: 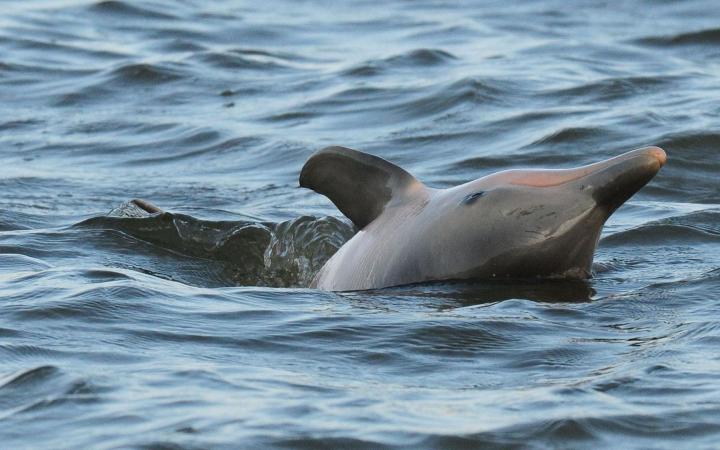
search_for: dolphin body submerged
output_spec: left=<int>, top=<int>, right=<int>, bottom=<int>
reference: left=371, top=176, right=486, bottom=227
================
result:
left=300, top=146, right=666, bottom=291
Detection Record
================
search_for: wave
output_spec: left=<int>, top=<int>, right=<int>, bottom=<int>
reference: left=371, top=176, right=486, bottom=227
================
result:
left=601, top=210, right=720, bottom=247
left=189, top=51, right=288, bottom=71
left=430, top=408, right=720, bottom=448
left=541, top=76, right=675, bottom=103
left=636, top=28, right=720, bottom=46
left=602, top=223, right=719, bottom=247
left=52, top=62, right=186, bottom=106
left=528, top=126, right=610, bottom=146
left=0, top=60, right=97, bottom=80
left=0, top=253, right=52, bottom=273
left=0, top=364, right=103, bottom=423
left=120, top=130, right=240, bottom=165
left=88, top=0, right=177, bottom=21
left=642, top=133, right=720, bottom=202
left=342, top=48, right=457, bottom=77
left=0, top=365, right=59, bottom=390
left=298, top=76, right=509, bottom=126
left=76, top=204, right=355, bottom=287
left=657, top=131, right=720, bottom=158
left=0, top=36, right=127, bottom=62
left=107, top=63, right=185, bottom=85
left=400, top=76, right=508, bottom=116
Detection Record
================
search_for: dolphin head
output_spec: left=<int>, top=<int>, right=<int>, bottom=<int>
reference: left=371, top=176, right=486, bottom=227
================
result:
left=300, top=145, right=666, bottom=290
left=446, top=146, right=666, bottom=279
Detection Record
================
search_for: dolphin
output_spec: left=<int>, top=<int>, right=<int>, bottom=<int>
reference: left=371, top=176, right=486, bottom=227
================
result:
left=299, top=145, right=666, bottom=291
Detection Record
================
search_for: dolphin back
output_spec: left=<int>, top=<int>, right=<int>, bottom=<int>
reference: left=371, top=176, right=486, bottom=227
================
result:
left=299, top=146, right=421, bottom=229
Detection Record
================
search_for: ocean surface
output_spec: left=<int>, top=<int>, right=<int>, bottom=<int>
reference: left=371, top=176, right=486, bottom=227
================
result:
left=1, top=0, right=719, bottom=448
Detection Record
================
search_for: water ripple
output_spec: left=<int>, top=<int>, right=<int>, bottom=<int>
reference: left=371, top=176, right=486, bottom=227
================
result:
left=1, top=0, right=719, bottom=448
left=637, top=28, right=720, bottom=47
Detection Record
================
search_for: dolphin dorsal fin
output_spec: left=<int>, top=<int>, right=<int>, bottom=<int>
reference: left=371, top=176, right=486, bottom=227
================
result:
left=299, top=146, right=422, bottom=229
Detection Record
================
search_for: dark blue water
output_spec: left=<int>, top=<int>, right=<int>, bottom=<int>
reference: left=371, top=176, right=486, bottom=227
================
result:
left=2, top=0, right=720, bottom=448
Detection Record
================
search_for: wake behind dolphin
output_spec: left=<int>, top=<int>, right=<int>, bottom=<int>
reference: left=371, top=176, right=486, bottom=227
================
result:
left=300, top=146, right=666, bottom=291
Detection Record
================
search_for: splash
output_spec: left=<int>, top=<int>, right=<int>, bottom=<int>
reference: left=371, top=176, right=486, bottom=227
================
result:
left=78, top=201, right=356, bottom=288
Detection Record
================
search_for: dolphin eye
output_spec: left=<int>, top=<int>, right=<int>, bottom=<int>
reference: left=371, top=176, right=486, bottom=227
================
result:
left=461, top=191, right=485, bottom=205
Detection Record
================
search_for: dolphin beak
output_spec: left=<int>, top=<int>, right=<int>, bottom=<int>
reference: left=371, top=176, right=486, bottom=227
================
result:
left=585, top=146, right=666, bottom=214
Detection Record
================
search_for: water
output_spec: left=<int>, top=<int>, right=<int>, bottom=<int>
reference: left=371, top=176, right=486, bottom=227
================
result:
left=1, top=0, right=720, bottom=448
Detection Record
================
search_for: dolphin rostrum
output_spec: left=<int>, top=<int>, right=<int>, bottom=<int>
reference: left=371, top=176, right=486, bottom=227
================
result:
left=300, top=146, right=666, bottom=291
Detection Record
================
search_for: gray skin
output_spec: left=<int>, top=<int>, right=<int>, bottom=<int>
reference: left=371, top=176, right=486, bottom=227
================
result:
left=300, top=146, right=666, bottom=291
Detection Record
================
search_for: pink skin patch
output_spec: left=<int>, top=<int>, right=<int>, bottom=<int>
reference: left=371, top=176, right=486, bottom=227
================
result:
left=482, top=146, right=666, bottom=188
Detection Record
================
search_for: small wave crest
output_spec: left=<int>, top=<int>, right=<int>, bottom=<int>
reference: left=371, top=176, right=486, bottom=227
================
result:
left=52, top=62, right=186, bottom=107
left=343, top=48, right=457, bottom=77
left=529, top=126, right=610, bottom=147
left=88, top=0, right=177, bottom=21
left=636, top=28, right=720, bottom=47
left=189, top=51, right=287, bottom=71
left=0, top=365, right=59, bottom=390
left=542, top=76, right=673, bottom=103
left=601, top=210, right=720, bottom=247
left=108, top=63, right=185, bottom=85
left=300, top=76, right=508, bottom=126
